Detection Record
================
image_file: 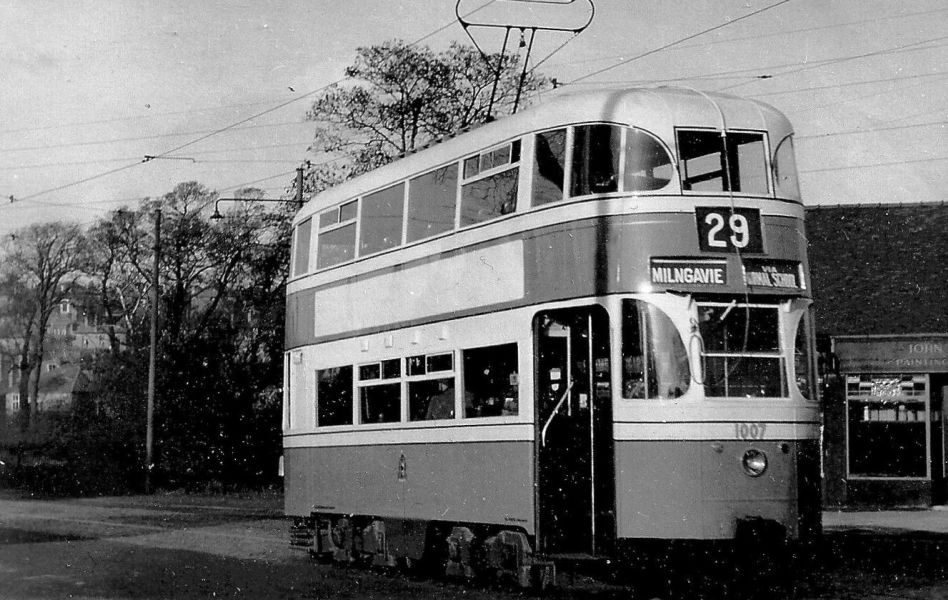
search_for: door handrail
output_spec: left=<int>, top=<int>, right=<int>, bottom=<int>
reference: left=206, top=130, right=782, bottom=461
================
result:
left=541, top=381, right=575, bottom=448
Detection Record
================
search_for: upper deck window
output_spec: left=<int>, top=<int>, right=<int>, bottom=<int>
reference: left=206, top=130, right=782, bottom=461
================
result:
left=624, top=129, right=674, bottom=191
left=678, top=130, right=769, bottom=194
left=536, top=125, right=674, bottom=206
left=360, top=183, right=404, bottom=257
left=408, top=164, right=458, bottom=242
left=317, top=200, right=357, bottom=269
left=461, top=141, right=520, bottom=227
left=773, top=136, right=802, bottom=200
left=572, top=124, right=621, bottom=196
left=291, top=218, right=312, bottom=277
left=533, top=129, right=567, bottom=206
left=464, top=141, right=521, bottom=178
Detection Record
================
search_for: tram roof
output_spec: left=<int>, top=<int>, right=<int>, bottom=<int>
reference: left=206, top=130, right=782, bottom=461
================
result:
left=296, top=86, right=793, bottom=222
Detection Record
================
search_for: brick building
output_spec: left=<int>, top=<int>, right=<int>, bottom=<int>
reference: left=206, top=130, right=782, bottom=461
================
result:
left=806, top=202, right=948, bottom=508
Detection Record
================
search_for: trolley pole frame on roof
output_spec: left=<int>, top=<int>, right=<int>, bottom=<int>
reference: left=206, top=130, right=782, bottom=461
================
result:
left=456, top=0, right=595, bottom=120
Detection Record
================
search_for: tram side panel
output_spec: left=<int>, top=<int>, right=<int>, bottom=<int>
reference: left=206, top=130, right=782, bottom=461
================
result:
left=284, top=440, right=534, bottom=531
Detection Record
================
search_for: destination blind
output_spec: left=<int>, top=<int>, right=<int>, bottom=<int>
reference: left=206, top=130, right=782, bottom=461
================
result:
left=650, top=258, right=727, bottom=286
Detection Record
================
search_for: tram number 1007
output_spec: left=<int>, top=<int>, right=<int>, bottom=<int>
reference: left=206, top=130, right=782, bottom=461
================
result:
left=695, top=207, right=764, bottom=253
left=735, top=422, right=767, bottom=440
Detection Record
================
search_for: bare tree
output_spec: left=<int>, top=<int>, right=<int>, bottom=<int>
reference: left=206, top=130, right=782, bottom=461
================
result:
left=1, top=222, right=89, bottom=429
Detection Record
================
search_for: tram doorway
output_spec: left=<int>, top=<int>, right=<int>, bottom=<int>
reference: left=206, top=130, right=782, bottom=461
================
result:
left=534, top=306, right=614, bottom=556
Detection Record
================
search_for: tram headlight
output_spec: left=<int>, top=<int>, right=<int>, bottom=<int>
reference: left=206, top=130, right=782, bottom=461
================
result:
left=741, top=449, right=768, bottom=477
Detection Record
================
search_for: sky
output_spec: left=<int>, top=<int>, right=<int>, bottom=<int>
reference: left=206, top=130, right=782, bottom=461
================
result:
left=0, top=0, right=945, bottom=239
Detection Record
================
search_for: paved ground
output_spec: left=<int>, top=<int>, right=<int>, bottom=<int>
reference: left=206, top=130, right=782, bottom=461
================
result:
left=824, top=506, right=948, bottom=534
left=1, top=490, right=948, bottom=599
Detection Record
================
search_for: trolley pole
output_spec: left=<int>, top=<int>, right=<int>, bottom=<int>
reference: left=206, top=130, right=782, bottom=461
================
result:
left=145, top=208, right=161, bottom=494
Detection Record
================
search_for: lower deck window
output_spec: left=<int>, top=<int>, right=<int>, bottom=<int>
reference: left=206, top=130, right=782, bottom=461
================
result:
left=360, top=384, right=401, bottom=423
left=409, top=378, right=456, bottom=421
left=463, top=343, right=519, bottom=417
left=359, top=359, right=402, bottom=424
left=407, top=352, right=456, bottom=422
left=316, top=366, right=353, bottom=426
left=622, top=300, right=690, bottom=399
left=698, top=302, right=786, bottom=398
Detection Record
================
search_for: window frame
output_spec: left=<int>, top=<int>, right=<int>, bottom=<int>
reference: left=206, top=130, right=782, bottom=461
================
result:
left=406, top=351, right=457, bottom=422
left=291, top=217, right=313, bottom=277
left=356, top=358, right=403, bottom=425
left=459, top=141, right=522, bottom=229
left=359, top=182, right=406, bottom=257
left=676, top=127, right=773, bottom=196
left=461, top=342, right=520, bottom=418
left=696, top=300, right=788, bottom=398
left=315, top=199, right=359, bottom=270
left=315, top=364, right=354, bottom=428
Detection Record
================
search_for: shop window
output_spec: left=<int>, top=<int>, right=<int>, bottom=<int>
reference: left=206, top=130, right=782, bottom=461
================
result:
left=622, top=300, right=690, bottom=399
left=316, top=365, right=353, bottom=427
left=358, top=359, right=401, bottom=424
left=462, top=343, right=519, bottom=417
left=698, top=302, right=786, bottom=398
left=533, top=129, right=566, bottom=206
left=360, top=183, right=404, bottom=256
left=408, top=352, right=456, bottom=421
left=408, top=165, right=457, bottom=242
left=571, top=124, right=621, bottom=196
left=847, top=375, right=928, bottom=478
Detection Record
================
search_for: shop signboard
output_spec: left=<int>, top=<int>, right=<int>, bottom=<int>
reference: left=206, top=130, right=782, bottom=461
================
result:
left=835, top=335, right=948, bottom=373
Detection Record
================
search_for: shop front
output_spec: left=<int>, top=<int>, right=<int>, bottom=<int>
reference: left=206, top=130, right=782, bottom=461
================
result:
left=824, top=335, right=948, bottom=507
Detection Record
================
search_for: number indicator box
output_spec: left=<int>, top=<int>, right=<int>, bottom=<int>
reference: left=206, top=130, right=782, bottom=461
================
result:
left=695, top=207, right=764, bottom=253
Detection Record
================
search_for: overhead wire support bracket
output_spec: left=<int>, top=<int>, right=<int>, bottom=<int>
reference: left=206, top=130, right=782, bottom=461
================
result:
left=456, top=0, right=595, bottom=119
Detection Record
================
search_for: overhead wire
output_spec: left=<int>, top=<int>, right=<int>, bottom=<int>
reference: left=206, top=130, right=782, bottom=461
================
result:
left=795, top=120, right=946, bottom=141
left=8, top=2, right=494, bottom=208
left=546, top=5, right=948, bottom=69
left=714, top=33, right=948, bottom=92
left=800, top=156, right=948, bottom=174
left=567, top=0, right=795, bottom=85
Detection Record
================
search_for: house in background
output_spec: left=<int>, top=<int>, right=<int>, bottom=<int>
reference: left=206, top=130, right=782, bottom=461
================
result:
left=806, top=202, right=948, bottom=508
left=1, top=298, right=121, bottom=416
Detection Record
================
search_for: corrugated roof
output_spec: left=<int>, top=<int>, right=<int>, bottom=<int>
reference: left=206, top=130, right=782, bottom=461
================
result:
left=805, top=203, right=948, bottom=336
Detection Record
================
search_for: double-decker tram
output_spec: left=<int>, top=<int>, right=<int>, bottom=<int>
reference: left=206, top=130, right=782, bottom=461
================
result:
left=283, top=87, right=820, bottom=586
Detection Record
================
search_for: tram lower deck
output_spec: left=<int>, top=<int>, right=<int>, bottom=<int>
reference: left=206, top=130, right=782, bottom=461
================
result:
left=283, top=295, right=821, bottom=572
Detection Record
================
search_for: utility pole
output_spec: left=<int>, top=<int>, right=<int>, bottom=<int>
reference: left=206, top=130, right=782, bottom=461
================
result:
left=145, top=208, right=161, bottom=494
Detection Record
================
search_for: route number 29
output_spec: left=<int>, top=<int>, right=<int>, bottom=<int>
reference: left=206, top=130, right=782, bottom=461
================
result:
left=705, top=213, right=749, bottom=248
left=735, top=422, right=767, bottom=440
left=695, top=207, right=763, bottom=253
